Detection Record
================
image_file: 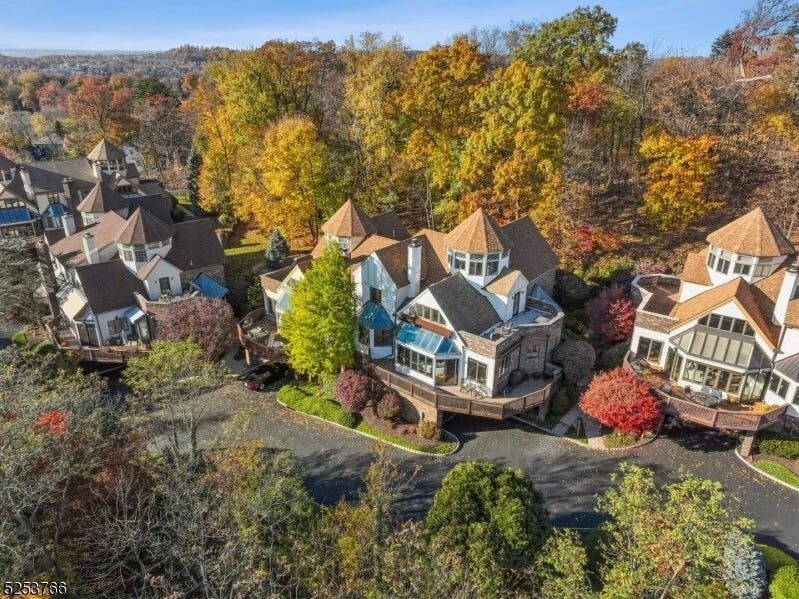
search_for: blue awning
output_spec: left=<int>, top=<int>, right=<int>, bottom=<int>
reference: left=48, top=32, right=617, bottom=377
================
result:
left=42, top=203, right=65, bottom=218
left=190, top=272, right=228, bottom=299
left=0, top=207, right=36, bottom=226
left=123, top=306, right=146, bottom=323
left=359, top=301, right=394, bottom=330
left=396, top=322, right=457, bottom=354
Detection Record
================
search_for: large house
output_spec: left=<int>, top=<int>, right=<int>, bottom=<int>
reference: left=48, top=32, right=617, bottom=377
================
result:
left=631, top=207, right=799, bottom=429
left=24, top=139, right=228, bottom=350
left=256, top=200, right=564, bottom=421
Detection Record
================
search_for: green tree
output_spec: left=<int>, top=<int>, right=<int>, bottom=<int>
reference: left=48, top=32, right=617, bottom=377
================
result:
left=596, top=464, right=754, bottom=598
left=186, top=145, right=202, bottom=210
left=280, top=241, right=356, bottom=379
left=264, top=227, right=290, bottom=269
left=425, top=461, right=550, bottom=594
left=535, top=529, right=593, bottom=599
left=0, top=238, right=49, bottom=327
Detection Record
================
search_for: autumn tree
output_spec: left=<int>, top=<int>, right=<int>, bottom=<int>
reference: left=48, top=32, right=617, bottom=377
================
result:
left=153, top=297, right=236, bottom=361
left=280, top=241, right=357, bottom=379
left=66, top=76, right=137, bottom=146
left=579, top=367, right=661, bottom=435
left=241, top=116, right=338, bottom=241
left=585, top=284, right=636, bottom=342
left=639, top=127, right=719, bottom=229
left=458, top=60, right=565, bottom=220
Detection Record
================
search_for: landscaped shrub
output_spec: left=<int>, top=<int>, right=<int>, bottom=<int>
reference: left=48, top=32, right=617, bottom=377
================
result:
left=335, top=369, right=371, bottom=414
left=33, top=340, right=55, bottom=355
left=278, top=384, right=357, bottom=428
left=552, top=340, right=596, bottom=387
left=580, top=255, right=635, bottom=285
left=598, top=342, right=629, bottom=370
left=11, top=331, right=27, bottom=346
left=586, top=284, right=636, bottom=342
left=554, top=270, right=592, bottom=309
left=551, top=386, right=575, bottom=416
left=376, top=391, right=401, bottom=421
left=155, top=297, right=236, bottom=361
left=757, top=434, right=799, bottom=460
left=632, top=258, right=669, bottom=276
left=758, top=544, right=797, bottom=573
left=579, top=367, right=662, bottom=436
left=417, top=420, right=442, bottom=441
left=722, top=532, right=766, bottom=599
left=769, top=564, right=799, bottom=599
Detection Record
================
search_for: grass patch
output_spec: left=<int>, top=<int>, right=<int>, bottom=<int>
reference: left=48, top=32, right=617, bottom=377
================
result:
left=603, top=430, right=639, bottom=449
left=755, top=460, right=799, bottom=488
left=758, top=544, right=797, bottom=574
left=224, top=228, right=269, bottom=285
left=277, top=383, right=456, bottom=454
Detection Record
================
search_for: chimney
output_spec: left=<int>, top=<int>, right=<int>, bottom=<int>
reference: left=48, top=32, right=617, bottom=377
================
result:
left=91, top=160, right=103, bottom=179
left=61, top=213, right=76, bottom=236
left=61, top=177, right=83, bottom=230
left=82, top=232, right=99, bottom=265
left=407, top=238, right=422, bottom=298
left=773, top=257, right=799, bottom=325
left=18, top=165, right=33, bottom=200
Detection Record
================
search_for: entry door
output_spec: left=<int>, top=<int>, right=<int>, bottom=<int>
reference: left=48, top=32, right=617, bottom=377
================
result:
left=435, top=359, right=458, bottom=386
left=159, top=277, right=171, bottom=295
left=77, top=322, right=99, bottom=346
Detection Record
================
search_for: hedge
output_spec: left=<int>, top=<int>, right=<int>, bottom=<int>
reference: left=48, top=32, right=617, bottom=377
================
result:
left=11, top=331, right=27, bottom=346
left=758, top=434, right=799, bottom=460
left=277, top=384, right=356, bottom=428
left=769, top=564, right=799, bottom=599
left=757, top=544, right=797, bottom=574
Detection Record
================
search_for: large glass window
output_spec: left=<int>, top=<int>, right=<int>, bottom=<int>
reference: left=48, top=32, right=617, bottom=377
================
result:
left=468, top=254, right=484, bottom=276
left=636, top=337, right=663, bottom=363
left=697, top=314, right=754, bottom=336
left=466, top=358, right=488, bottom=385
left=683, top=360, right=742, bottom=394
left=411, top=303, right=444, bottom=324
left=453, top=252, right=466, bottom=270
left=397, top=344, right=433, bottom=377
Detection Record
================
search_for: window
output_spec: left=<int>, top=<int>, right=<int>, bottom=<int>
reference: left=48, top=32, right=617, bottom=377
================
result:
left=411, top=303, right=444, bottom=324
left=683, top=360, right=743, bottom=394
left=527, top=344, right=541, bottom=358
left=769, top=373, right=789, bottom=399
left=732, top=262, right=751, bottom=276
left=47, top=193, right=60, bottom=204
left=512, top=291, right=523, bottom=316
left=396, top=344, right=433, bottom=377
left=636, top=337, right=663, bottom=363
left=0, top=169, right=12, bottom=182
left=466, top=358, right=488, bottom=385
left=453, top=252, right=466, bottom=270
left=133, top=245, right=147, bottom=262
left=754, top=263, right=771, bottom=278
left=374, top=328, right=393, bottom=347
left=793, top=387, right=799, bottom=405
left=707, top=252, right=716, bottom=268
left=370, top=286, right=382, bottom=304
left=107, top=318, right=123, bottom=335
left=358, top=325, right=370, bottom=345
left=697, top=314, right=754, bottom=337
left=498, top=348, right=519, bottom=376
left=122, top=248, right=134, bottom=262
left=486, top=253, right=500, bottom=275
left=338, top=237, right=350, bottom=254
left=716, top=258, right=730, bottom=274
left=468, top=254, right=484, bottom=276
left=159, top=277, right=171, bottom=295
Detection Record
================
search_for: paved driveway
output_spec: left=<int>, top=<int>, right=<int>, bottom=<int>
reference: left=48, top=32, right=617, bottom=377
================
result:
left=185, top=385, right=799, bottom=555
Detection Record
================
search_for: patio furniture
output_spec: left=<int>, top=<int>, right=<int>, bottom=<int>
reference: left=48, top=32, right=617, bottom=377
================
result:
left=694, top=387, right=722, bottom=408
left=660, top=383, right=672, bottom=394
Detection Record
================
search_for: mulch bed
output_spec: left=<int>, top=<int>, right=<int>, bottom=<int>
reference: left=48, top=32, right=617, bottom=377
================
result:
left=752, top=452, right=799, bottom=474
left=359, top=406, right=443, bottom=449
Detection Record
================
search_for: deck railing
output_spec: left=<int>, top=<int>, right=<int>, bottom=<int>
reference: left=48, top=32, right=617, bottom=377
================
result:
left=369, top=363, right=560, bottom=420
left=237, top=307, right=284, bottom=361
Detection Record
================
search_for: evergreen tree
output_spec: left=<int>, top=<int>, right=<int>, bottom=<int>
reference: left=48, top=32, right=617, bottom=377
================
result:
left=186, top=145, right=202, bottom=210
left=280, top=241, right=356, bottom=379
left=264, top=228, right=290, bottom=269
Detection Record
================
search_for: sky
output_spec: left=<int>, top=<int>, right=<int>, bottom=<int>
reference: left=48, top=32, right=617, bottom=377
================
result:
left=1, top=0, right=754, bottom=54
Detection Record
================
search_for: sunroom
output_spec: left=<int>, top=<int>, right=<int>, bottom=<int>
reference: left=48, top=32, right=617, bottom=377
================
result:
left=394, top=322, right=460, bottom=386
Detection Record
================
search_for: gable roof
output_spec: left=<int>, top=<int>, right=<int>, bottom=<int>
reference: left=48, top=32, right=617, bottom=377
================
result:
left=668, top=277, right=779, bottom=347
left=501, top=216, right=558, bottom=281
left=49, top=211, right=127, bottom=267
left=75, top=259, right=146, bottom=314
left=426, top=272, right=501, bottom=335
left=321, top=199, right=377, bottom=238
left=485, top=268, right=527, bottom=296
left=116, top=207, right=174, bottom=245
left=127, top=194, right=172, bottom=223
left=681, top=247, right=712, bottom=286
left=77, top=180, right=127, bottom=213
left=706, top=207, right=794, bottom=257
left=261, top=256, right=312, bottom=293
left=444, top=208, right=512, bottom=253
left=164, top=218, right=225, bottom=271
left=136, top=254, right=177, bottom=280
left=372, top=210, right=410, bottom=240
left=87, top=139, right=126, bottom=161
left=0, top=154, right=16, bottom=170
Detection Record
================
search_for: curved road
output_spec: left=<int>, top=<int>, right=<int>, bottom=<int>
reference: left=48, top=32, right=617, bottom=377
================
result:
left=193, top=386, right=799, bottom=555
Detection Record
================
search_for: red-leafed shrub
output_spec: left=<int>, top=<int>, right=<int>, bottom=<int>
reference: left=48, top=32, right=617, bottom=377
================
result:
left=335, top=369, right=371, bottom=414
left=376, top=391, right=402, bottom=421
left=632, top=258, right=669, bottom=277
left=586, top=284, right=636, bottom=342
left=579, top=368, right=662, bottom=435
left=33, top=410, right=67, bottom=437
left=155, top=297, right=236, bottom=361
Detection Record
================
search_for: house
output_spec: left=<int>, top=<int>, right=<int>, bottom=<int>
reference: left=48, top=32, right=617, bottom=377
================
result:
left=0, top=138, right=171, bottom=239
left=38, top=141, right=226, bottom=351
left=630, top=207, right=799, bottom=431
left=256, top=199, right=564, bottom=422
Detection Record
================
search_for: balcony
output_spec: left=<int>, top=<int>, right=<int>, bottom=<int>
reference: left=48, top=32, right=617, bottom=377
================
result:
left=237, top=307, right=284, bottom=362
left=45, top=316, right=150, bottom=364
left=625, top=352, right=788, bottom=431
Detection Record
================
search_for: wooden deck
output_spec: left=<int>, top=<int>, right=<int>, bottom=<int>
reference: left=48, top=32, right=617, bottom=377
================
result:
left=369, top=361, right=560, bottom=420
left=625, top=352, right=788, bottom=431
left=237, top=307, right=285, bottom=362
left=45, top=318, right=150, bottom=364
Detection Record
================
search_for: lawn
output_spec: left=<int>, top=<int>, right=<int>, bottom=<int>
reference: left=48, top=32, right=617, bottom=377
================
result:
left=224, top=227, right=269, bottom=286
left=277, top=383, right=456, bottom=455
left=755, top=460, right=799, bottom=489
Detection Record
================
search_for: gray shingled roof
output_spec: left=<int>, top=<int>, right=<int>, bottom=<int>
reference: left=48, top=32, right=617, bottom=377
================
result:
left=116, top=207, right=175, bottom=245
left=87, top=139, right=126, bottom=161
left=0, top=154, right=16, bottom=170
left=372, top=210, right=410, bottom=241
left=77, top=180, right=127, bottom=213
left=165, top=218, right=225, bottom=271
left=75, top=259, right=145, bottom=314
left=502, top=216, right=558, bottom=282
left=426, top=272, right=500, bottom=335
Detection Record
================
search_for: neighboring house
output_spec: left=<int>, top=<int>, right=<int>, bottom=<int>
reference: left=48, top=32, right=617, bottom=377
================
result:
left=631, top=207, right=799, bottom=429
left=0, top=138, right=171, bottom=239
left=259, top=199, right=563, bottom=410
left=40, top=141, right=226, bottom=350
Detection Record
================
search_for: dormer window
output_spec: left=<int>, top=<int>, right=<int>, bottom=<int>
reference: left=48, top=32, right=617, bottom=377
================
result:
left=486, top=253, right=500, bottom=275
left=133, top=245, right=147, bottom=262
left=0, top=169, right=13, bottom=182
left=468, top=254, right=484, bottom=276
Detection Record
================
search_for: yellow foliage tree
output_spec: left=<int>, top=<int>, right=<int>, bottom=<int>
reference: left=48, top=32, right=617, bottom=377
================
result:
left=639, top=128, right=719, bottom=230
left=241, top=116, right=338, bottom=241
left=459, top=60, right=566, bottom=221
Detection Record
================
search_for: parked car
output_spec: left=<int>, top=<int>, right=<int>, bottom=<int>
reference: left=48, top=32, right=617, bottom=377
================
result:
left=243, top=362, right=289, bottom=391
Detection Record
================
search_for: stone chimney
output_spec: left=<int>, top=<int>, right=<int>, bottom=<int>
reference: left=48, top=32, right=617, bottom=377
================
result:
left=82, top=232, right=99, bottom=265
left=407, top=238, right=422, bottom=298
left=18, top=165, right=33, bottom=200
left=773, top=256, right=799, bottom=325
left=61, top=213, right=76, bottom=236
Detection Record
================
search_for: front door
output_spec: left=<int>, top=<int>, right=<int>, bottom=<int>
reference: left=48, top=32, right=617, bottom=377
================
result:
left=159, top=277, right=171, bottom=295
left=77, top=322, right=99, bottom=346
left=435, top=359, right=458, bottom=386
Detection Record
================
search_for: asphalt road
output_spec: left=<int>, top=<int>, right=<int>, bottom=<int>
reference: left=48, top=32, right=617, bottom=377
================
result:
left=185, top=385, right=799, bottom=556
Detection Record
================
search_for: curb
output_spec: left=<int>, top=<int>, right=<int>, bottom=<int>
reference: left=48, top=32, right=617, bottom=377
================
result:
left=511, top=415, right=659, bottom=453
left=734, top=449, right=799, bottom=494
left=274, top=395, right=460, bottom=457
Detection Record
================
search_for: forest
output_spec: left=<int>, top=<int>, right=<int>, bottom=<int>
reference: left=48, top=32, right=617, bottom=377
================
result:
left=1, top=3, right=797, bottom=284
